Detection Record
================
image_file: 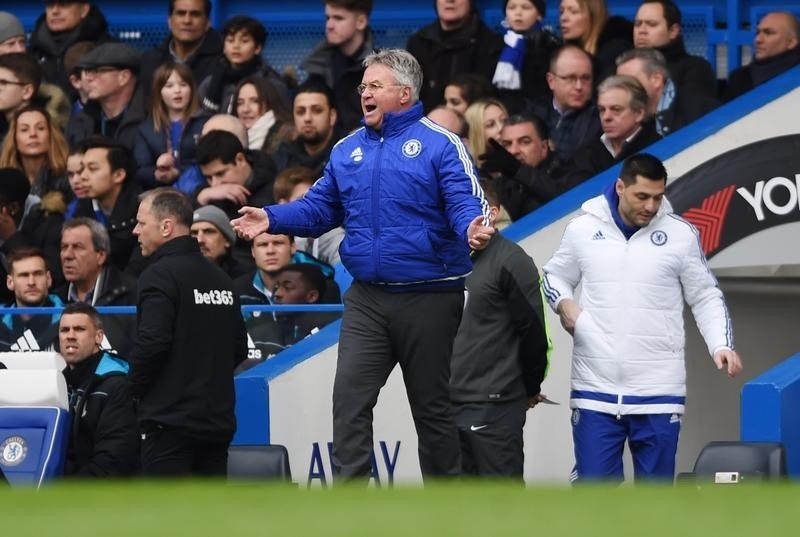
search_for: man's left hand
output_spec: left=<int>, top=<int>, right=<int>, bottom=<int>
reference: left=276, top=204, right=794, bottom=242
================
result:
left=528, top=393, right=547, bottom=408
left=713, top=349, right=743, bottom=378
left=467, top=215, right=495, bottom=250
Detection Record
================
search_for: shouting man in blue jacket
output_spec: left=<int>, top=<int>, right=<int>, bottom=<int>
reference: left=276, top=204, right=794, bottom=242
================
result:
left=233, top=48, right=494, bottom=482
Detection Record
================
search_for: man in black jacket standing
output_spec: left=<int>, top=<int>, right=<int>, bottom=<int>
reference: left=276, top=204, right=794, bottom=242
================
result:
left=130, top=188, right=247, bottom=477
left=450, top=181, right=549, bottom=479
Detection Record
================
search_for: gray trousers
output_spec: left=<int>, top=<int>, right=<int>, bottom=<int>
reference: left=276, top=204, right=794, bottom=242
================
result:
left=332, top=281, right=464, bottom=482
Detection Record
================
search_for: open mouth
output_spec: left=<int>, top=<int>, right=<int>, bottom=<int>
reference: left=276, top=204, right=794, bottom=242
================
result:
left=364, top=104, right=377, bottom=113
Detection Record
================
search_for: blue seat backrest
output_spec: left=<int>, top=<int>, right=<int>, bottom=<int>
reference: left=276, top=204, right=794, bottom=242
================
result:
left=0, top=407, right=71, bottom=488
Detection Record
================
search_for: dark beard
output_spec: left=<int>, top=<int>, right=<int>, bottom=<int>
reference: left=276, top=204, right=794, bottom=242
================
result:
left=299, top=131, right=325, bottom=147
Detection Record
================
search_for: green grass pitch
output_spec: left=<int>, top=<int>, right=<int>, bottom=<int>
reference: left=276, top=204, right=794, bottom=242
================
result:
left=2, top=480, right=796, bottom=536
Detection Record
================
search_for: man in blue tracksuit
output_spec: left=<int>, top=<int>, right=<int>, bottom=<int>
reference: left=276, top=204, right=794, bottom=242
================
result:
left=233, top=48, right=494, bottom=482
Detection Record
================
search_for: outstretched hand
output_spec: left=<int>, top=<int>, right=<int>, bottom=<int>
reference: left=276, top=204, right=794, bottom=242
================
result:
left=231, top=206, right=269, bottom=240
left=467, top=215, right=495, bottom=250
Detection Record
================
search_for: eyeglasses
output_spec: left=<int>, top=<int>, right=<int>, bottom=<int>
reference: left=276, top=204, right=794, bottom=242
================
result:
left=356, top=82, right=405, bottom=95
left=0, top=78, right=26, bottom=89
left=82, top=66, right=121, bottom=77
left=551, top=73, right=592, bottom=86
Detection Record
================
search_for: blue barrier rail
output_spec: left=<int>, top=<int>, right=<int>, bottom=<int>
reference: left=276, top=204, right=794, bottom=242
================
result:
left=0, top=304, right=344, bottom=315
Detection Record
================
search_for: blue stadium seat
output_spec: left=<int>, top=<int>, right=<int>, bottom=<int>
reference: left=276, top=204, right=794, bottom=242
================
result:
left=0, top=353, right=71, bottom=488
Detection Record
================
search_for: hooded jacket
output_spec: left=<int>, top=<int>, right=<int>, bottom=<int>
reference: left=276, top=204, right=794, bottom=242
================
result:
left=542, top=192, right=733, bottom=416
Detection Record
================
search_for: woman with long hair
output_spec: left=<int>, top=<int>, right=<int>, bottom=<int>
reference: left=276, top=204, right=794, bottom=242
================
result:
left=559, top=0, right=632, bottom=80
left=232, top=75, right=295, bottom=155
left=464, top=98, right=509, bottom=166
left=134, top=62, right=208, bottom=189
left=0, top=105, right=70, bottom=208
left=464, top=98, right=513, bottom=229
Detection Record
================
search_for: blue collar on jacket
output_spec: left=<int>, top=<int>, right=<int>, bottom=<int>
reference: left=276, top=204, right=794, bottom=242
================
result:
left=603, top=182, right=640, bottom=240
left=94, top=352, right=130, bottom=377
left=362, top=102, right=424, bottom=139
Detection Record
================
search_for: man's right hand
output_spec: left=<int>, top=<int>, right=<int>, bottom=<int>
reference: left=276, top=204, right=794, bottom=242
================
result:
left=557, top=299, right=582, bottom=336
left=231, top=206, right=269, bottom=240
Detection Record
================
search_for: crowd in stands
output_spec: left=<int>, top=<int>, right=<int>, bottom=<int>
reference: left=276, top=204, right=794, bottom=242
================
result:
left=0, top=0, right=796, bottom=477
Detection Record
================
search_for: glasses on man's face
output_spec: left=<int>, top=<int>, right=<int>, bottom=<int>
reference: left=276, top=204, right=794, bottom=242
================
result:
left=551, top=73, right=592, bottom=86
left=0, top=78, right=25, bottom=89
left=356, top=82, right=405, bottom=96
left=82, top=66, right=120, bottom=77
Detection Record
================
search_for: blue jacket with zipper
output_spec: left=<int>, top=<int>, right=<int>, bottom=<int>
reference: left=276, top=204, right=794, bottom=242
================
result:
left=265, top=102, right=488, bottom=287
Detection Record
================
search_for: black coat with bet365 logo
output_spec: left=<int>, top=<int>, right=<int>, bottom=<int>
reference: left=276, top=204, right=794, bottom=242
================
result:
left=128, top=235, right=247, bottom=443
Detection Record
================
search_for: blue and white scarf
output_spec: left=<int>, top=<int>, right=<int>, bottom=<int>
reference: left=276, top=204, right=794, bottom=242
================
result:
left=492, top=29, right=527, bottom=90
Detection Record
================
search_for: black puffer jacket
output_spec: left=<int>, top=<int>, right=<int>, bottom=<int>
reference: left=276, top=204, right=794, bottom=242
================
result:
left=406, top=13, right=504, bottom=112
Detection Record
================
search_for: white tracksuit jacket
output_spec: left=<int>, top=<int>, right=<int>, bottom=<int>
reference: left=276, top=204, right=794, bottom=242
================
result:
left=542, top=194, right=734, bottom=416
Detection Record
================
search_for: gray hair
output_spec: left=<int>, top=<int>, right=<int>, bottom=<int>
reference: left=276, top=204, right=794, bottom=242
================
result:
left=363, top=48, right=423, bottom=103
left=62, top=217, right=111, bottom=256
left=616, top=47, right=670, bottom=79
left=598, top=75, right=650, bottom=114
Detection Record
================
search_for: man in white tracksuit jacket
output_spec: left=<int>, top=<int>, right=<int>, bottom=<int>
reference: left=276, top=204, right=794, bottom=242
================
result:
left=542, top=153, right=742, bottom=482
